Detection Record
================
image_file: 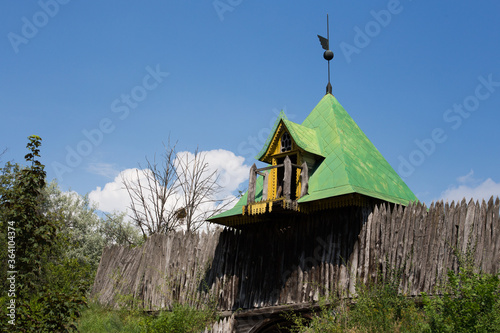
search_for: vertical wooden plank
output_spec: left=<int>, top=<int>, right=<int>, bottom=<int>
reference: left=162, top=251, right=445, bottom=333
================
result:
left=410, top=202, right=425, bottom=296
left=283, top=156, right=292, bottom=200
left=456, top=199, right=468, bottom=268
left=401, top=203, right=412, bottom=295
left=300, top=161, right=309, bottom=198
left=369, top=206, right=380, bottom=281
left=262, top=171, right=269, bottom=201
left=462, top=199, right=476, bottom=254
left=482, top=197, right=494, bottom=273
left=363, top=209, right=374, bottom=284
left=357, top=210, right=368, bottom=284
left=425, top=202, right=442, bottom=293
left=247, top=164, right=257, bottom=204
left=438, top=201, right=452, bottom=289
left=491, top=197, right=500, bottom=273
left=475, top=200, right=487, bottom=270
left=380, top=204, right=391, bottom=280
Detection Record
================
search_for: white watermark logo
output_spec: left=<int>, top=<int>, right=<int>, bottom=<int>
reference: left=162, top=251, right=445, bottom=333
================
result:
left=398, top=74, right=500, bottom=178
left=7, top=0, right=72, bottom=54
left=237, top=107, right=296, bottom=161
left=212, top=0, right=243, bottom=21
left=51, top=64, right=169, bottom=181
left=6, top=221, right=17, bottom=325
left=339, top=0, right=409, bottom=64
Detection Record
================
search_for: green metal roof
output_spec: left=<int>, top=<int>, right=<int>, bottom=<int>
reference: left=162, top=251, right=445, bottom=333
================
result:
left=255, top=111, right=324, bottom=160
left=282, top=120, right=324, bottom=158
left=209, top=93, right=417, bottom=223
left=298, top=94, right=417, bottom=205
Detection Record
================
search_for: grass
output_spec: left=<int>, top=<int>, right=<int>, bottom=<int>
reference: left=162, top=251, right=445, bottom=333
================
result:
left=76, top=301, right=219, bottom=333
left=76, top=302, right=145, bottom=333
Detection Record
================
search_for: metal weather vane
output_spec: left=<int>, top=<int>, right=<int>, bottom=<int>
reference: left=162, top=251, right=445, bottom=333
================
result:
left=317, top=14, right=334, bottom=94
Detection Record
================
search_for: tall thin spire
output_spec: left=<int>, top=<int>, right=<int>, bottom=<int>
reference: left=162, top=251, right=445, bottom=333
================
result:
left=317, top=14, right=334, bottom=95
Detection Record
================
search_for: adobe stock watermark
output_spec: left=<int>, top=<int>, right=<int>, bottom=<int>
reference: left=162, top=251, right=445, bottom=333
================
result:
left=7, top=0, right=71, bottom=54
left=212, top=0, right=243, bottom=21
left=237, top=107, right=296, bottom=161
left=51, top=64, right=170, bottom=181
left=339, top=0, right=411, bottom=64
left=398, top=74, right=500, bottom=178
left=6, top=221, right=17, bottom=326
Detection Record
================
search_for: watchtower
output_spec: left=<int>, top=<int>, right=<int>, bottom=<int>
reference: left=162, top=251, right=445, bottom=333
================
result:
left=209, top=87, right=416, bottom=229
left=209, top=17, right=416, bottom=229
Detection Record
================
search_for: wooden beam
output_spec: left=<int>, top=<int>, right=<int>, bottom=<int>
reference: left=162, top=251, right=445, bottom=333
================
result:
left=283, top=156, right=291, bottom=200
left=256, top=164, right=283, bottom=172
left=300, top=161, right=309, bottom=198
left=262, top=171, right=269, bottom=201
left=255, top=163, right=303, bottom=173
left=247, top=164, right=257, bottom=204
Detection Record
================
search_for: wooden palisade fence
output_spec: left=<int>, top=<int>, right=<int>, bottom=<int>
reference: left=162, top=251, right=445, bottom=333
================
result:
left=92, top=197, right=500, bottom=331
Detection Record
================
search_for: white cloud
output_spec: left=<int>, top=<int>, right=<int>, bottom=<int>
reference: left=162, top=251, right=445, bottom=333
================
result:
left=176, top=149, right=249, bottom=198
left=440, top=170, right=500, bottom=203
left=87, top=162, right=120, bottom=179
left=89, top=150, right=250, bottom=219
left=88, top=169, right=136, bottom=214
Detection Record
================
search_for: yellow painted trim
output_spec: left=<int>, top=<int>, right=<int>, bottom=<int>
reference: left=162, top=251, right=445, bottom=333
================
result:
left=262, top=122, right=285, bottom=162
left=296, top=154, right=302, bottom=199
left=300, top=194, right=371, bottom=213
left=268, top=158, right=277, bottom=200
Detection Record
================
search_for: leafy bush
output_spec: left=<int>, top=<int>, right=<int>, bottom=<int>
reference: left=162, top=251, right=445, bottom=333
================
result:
left=76, top=302, right=144, bottom=333
left=286, top=268, right=429, bottom=332
left=422, top=253, right=500, bottom=332
left=145, top=303, right=218, bottom=333
left=76, top=301, right=218, bottom=333
left=287, top=253, right=499, bottom=333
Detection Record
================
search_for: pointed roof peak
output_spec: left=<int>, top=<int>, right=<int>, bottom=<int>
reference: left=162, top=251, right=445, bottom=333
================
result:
left=299, top=95, right=417, bottom=205
left=277, top=109, right=288, bottom=121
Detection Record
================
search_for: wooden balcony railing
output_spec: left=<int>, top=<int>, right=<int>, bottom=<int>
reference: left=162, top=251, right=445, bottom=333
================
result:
left=247, top=155, right=309, bottom=206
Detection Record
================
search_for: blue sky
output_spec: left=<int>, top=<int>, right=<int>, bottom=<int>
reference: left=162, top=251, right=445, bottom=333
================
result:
left=1, top=0, right=500, bottom=211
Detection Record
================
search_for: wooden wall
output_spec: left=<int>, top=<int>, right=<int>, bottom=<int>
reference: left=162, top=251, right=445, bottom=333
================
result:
left=91, top=197, right=500, bottom=314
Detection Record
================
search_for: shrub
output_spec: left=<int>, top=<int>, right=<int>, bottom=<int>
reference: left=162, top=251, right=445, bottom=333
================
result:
left=145, top=303, right=218, bottom=333
left=286, top=267, right=429, bottom=333
left=76, top=302, right=144, bottom=333
left=423, top=267, right=500, bottom=332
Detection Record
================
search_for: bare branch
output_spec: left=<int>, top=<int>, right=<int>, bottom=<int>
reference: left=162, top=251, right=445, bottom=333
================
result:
left=123, top=142, right=238, bottom=235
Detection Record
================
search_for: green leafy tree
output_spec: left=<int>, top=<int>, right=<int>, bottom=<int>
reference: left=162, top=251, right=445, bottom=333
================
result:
left=0, top=136, right=86, bottom=332
left=0, top=136, right=59, bottom=293
left=43, top=180, right=142, bottom=272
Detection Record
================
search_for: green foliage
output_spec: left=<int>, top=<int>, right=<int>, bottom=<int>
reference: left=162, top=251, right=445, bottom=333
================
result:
left=76, top=301, right=218, bottom=333
left=75, top=302, right=144, bottom=333
left=286, top=270, right=428, bottom=333
left=345, top=268, right=427, bottom=333
left=422, top=248, right=500, bottom=333
left=0, top=136, right=91, bottom=331
left=43, top=180, right=143, bottom=273
left=287, top=253, right=499, bottom=333
left=14, top=285, right=86, bottom=332
left=0, top=136, right=61, bottom=294
left=145, top=302, right=218, bottom=333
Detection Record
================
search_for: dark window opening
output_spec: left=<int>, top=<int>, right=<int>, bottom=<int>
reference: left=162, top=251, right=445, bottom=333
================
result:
left=281, top=132, right=292, bottom=152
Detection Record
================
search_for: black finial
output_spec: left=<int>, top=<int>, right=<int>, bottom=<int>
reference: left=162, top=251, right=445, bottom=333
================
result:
left=317, top=14, right=334, bottom=95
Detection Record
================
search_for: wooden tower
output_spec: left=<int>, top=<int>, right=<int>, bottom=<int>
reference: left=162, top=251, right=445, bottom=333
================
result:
left=209, top=92, right=418, bottom=228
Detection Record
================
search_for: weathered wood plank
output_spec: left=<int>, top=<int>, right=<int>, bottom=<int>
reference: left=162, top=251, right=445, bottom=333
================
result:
left=92, top=200, right=500, bottom=313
